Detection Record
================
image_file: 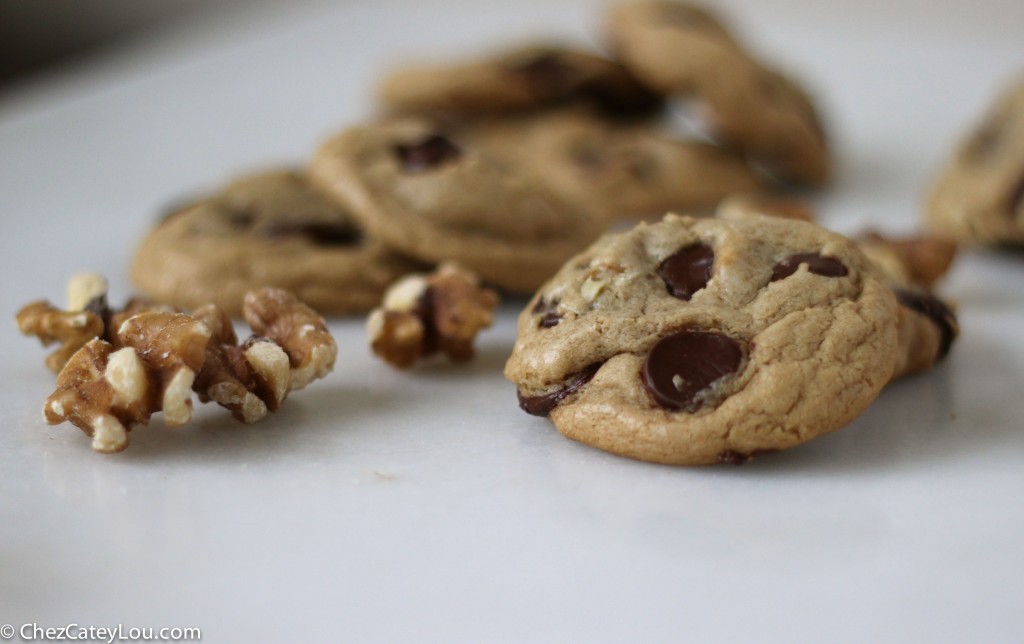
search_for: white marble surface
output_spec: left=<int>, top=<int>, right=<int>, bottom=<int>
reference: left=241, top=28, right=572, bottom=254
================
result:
left=2, top=1, right=1023, bottom=641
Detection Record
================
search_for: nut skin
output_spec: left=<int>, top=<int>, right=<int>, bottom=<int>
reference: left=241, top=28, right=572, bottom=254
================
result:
left=367, top=263, right=499, bottom=369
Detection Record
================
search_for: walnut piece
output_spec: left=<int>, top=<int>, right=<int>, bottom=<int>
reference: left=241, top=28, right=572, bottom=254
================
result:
left=27, top=277, right=337, bottom=453
left=15, top=273, right=174, bottom=372
left=191, top=289, right=337, bottom=422
left=367, top=263, right=499, bottom=369
left=856, top=231, right=958, bottom=289
left=44, top=308, right=212, bottom=453
left=16, top=273, right=109, bottom=372
left=242, top=288, right=338, bottom=390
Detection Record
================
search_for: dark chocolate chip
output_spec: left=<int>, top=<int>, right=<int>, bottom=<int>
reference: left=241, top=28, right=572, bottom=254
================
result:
left=717, top=448, right=779, bottom=466
left=770, top=253, right=848, bottom=282
left=575, top=76, right=663, bottom=116
left=894, top=288, right=958, bottom=361
left=539, top=313, right=561, bottom=328
left=395, top=134, right=461, bottom=172
left=518, top=362, right=602, bottom=417
left=717, top=450, right=747, bottom=466
left=658, top=243, right=714, bottom=300
left=642, top=330, right=744, bottom=412
left=264, top=222, right=362, bottom=246
left=532, top=296, right=562, bottom=328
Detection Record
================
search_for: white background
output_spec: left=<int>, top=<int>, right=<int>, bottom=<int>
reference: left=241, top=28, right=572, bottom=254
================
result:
left=2, top=1, right=1023, bottom=641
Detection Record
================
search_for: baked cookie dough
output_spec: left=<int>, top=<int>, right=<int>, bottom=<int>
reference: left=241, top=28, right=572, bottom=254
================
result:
left=606, top=0, right=830, bottom=185
left=309, top=117, right=611, bottom=293
left=376, top=44, right=660, bottom=117
left=854, top=232, right=959, bottom=378
left=469, top=109, right=765, bottom=219
left=132, top=169, right=422, bottom=315
left=719, top=199, right=960, bottom=380
left=504, top=213, right=901, bottom=465
left=925, top=74, right=1024, bottom=246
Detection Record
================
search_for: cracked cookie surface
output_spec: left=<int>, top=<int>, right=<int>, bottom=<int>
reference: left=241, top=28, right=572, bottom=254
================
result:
left=504, top=213, right=899, bottom=465
left=132, top=169, right=421, bottom=315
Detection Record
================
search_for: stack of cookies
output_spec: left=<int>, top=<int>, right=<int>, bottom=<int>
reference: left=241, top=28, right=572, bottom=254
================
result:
left=131, top=0, right=831, bottom=314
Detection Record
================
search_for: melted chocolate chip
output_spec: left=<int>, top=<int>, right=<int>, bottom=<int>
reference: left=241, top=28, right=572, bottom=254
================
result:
left=770, top=253, right=848, bottom=282
left=395, top=134, right=461, bottom=172
left=658, top=243, right=714, bottom=300
left=642, top=330, right=744, bottom=412
left=518, top=362, right=602, bottom=417
left=539, top=313, right=561, bottom=328
left=532, top=296, right=562, bottom=328
left=264, top=222, right=362, bottom=246
left=894, top=289, right=957, bottom=361
left=717, top=450, right=747, bottom=466
left=717, top=448, right=779, bottom=466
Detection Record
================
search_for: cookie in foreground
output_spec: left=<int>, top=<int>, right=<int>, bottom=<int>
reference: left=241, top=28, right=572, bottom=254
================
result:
left=505, top=213, right=902, bottom=465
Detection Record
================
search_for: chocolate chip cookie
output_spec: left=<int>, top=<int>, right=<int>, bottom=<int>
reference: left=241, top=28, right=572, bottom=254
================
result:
left=925, top=74, right=1024, bottom=246
left=853, top=232, right=959, bottom=378
left=606, top=0, right=830, bottom=185
left=132, top=169, right=422, bottom=315
left=376, top=44, right=661, bottom=117
left=469, top=109, right=765, bottom=219
left=718, top=199, right=960, bottom=380
left=309, top=117, right=612, bottom=293
left=504, top=213, right=901, bottom=465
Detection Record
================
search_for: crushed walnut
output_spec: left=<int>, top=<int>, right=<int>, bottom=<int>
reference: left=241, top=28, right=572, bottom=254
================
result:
left=16, top=273, right=176, bottom=372
left=367, top=262, right=499, bottom=368
left=17, top=273, right=110, bottom=372
left=19, top=276, right=337, bottom=453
